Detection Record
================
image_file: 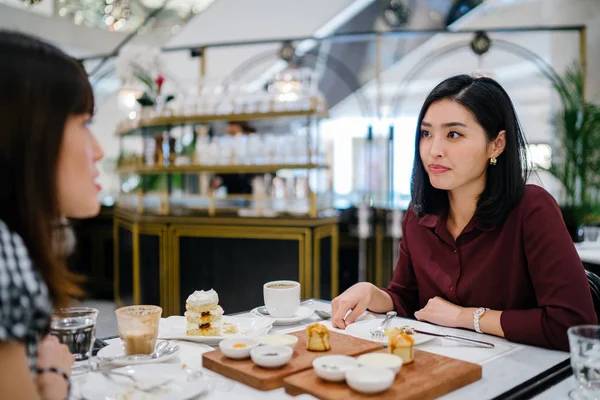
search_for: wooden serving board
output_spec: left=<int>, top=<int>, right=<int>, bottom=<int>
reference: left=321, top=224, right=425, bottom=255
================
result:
left=283, top=348, right=482, bottom=400
left=202, top=329, right=384, bottom=391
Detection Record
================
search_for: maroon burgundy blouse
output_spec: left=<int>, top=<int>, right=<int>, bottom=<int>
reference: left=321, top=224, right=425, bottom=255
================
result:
left=383, top=184, right=597, bottom=351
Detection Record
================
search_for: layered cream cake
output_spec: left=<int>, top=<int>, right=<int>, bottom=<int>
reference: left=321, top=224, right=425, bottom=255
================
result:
left=185, top=289, right=223, bottom=336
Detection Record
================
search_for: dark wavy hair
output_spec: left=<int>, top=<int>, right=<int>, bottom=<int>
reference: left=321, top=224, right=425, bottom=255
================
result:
left=410, top=74, right=529, bottom=226
left=0, top=30, right=93, bottom=307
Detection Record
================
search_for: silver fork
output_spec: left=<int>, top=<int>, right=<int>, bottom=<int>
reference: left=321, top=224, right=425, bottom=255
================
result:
left=101, top=370, right=203, bottom=393
left=101, top=370, right=174, bottom=393
left=370, top=311, right=397, bottom=339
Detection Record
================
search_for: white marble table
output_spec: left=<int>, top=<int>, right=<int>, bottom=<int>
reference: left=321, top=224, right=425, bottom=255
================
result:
left=74, top=300, right=570, bottom=400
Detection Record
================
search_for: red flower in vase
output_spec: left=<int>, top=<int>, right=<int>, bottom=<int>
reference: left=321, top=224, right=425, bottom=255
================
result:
left=156, top=74, right=165, bottom=93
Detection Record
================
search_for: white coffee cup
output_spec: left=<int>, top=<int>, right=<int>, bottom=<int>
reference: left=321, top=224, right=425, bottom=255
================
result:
left=263, top=280, right=301, bottom=318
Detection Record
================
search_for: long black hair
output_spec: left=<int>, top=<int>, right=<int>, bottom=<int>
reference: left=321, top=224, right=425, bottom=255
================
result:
left=410, top=74, right=529, bottom=226
left=0, top=30, right=93, bottom=307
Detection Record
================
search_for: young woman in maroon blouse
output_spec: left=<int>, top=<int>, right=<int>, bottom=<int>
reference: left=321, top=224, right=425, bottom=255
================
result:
left=331, top=74, right=597, bottom=351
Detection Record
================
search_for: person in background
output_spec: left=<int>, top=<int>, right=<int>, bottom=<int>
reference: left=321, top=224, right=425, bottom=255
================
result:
left=226, top=120, right=256, bottom=136
left=212, top=121, right=258, bottom=195
left=0, top=31, right=104, bottom=399
left=331, top=74, right=597, bottom=351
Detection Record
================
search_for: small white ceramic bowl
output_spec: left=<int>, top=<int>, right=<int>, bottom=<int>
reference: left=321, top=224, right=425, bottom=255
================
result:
left=258, top=334, right=299, bottom=349
left=219, top=338, right=259, bottom=359
left=356, top=353, right=403, bottom=375
left=250, top=345, right=293, bottom=368
left=312, top=355, right=359, bottom=382
left=345, top=366, right=395, bottom=394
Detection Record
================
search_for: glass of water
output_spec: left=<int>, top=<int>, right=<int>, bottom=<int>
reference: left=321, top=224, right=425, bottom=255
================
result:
left=569, top=325, right=600, bottom=399
left=49, top=307, right=98, bottom=375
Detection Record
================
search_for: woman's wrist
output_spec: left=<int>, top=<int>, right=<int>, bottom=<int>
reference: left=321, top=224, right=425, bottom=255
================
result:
left=459, top=307, right=476, bottom=330
left=36, top=367, right=70, bottom=400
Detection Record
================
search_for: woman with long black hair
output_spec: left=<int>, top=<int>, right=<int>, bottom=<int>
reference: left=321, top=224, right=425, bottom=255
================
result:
left=0, top=30, right=104, bottom=399
left=332, top=74, right=596, bottom=351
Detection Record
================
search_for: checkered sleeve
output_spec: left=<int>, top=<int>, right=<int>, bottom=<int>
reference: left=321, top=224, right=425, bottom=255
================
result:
left=0, top=222, right=43, bottom=341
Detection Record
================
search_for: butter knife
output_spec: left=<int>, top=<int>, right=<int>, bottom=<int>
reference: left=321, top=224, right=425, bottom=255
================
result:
left=406, top=327, right=495, bottom=348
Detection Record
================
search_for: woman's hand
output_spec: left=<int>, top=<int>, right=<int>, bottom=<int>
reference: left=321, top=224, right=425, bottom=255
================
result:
left=37, top=335, right=73, bottom=374
left=331, top=282, right=374, bottom=329
left=36, top=335, right=73, bottom=400
left=414, top=296, right=467, bottom=328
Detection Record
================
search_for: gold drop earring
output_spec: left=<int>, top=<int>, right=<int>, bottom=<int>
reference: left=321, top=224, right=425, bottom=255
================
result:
left=490, top=157, right=497, bottom=166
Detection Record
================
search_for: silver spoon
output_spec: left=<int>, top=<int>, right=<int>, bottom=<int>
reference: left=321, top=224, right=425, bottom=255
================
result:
left=257, top=306, right=270, bottom=316
left=100, top=341, right=171, bottom=363
left=258, top=306, right=331, bottom=320
left=151, top=345, right=179, bottom=359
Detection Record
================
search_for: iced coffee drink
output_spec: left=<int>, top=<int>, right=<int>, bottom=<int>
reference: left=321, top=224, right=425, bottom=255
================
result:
left=115, top=305, right=162, bottom=355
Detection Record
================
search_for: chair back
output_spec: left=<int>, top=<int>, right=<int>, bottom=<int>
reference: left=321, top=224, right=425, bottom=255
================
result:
left=585, top=269, right=600, bottom=320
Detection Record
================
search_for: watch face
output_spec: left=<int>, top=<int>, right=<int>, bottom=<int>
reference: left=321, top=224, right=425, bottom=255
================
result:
left=474, top=308, right=485, bottom=316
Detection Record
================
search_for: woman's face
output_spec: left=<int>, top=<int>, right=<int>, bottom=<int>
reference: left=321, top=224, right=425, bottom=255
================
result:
left=56, top=113, right=104, bottom=218
left=419, top=99, right=505, bottom=194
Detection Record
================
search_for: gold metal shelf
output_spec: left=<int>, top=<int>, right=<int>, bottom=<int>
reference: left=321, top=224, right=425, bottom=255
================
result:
left=116, top=108, right=328, bottom=137
left=116, top=163, right=329, bottom=175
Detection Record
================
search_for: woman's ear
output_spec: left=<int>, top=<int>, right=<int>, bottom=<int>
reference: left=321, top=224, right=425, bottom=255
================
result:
left=490, top=130, right=507, bottom=158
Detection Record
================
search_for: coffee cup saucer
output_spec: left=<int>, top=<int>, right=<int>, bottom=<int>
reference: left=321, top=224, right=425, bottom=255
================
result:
left=97, top=341, right=179, bottom=366
left=250, top=306, right=314, bottom=326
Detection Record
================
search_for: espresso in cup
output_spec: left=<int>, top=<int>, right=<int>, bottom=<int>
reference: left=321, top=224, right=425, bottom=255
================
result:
left=263, top=280, right=300, bottom=318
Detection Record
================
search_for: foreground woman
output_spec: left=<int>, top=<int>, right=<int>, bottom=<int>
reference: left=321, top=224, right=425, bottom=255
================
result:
left=0, top=31, right=104, bottom=399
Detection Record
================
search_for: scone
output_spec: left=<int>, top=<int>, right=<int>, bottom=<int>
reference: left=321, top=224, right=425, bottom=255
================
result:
left=388, top=328, right=414, bottom=364
left=185, top=289, right=223, bottom=336
left=306, top=323, right=331, bottom=351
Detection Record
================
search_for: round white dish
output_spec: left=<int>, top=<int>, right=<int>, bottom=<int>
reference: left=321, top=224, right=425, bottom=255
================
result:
left=219, top=338, right=259, bottom=359
left=97, top=342, right=179, bottom=366
left=250, top=306, right=314, bottom=326
left=313, top=355, right=359, bottom=382
left=158, top=316, right=274, bottom=345
left=345, top=366, right=395, bottom=394
left=356, top=353, right=403, bottom=375
left=345, top=319, right=435, bottom=346
left=257, top=334, right=298, bottom=349
left=250, top=345, right=293, bottom=368
left=81, top=364, right=211, bottom=400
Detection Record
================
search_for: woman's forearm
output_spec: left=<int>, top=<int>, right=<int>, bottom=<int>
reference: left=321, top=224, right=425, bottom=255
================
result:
left=367, top=285, right=395, bottom=313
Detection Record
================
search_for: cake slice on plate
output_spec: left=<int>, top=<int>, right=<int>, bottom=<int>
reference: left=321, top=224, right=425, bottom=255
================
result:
left=185, top=289, right=223, bottom=336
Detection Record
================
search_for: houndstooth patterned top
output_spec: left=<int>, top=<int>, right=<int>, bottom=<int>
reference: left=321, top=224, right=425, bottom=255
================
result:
left=0, top=220, right=52, bottom=369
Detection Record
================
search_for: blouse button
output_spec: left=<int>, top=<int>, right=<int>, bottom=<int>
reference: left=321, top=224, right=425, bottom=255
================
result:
left=449, top=285, right=455, bottom=292
left=453, top=249, right=458, bottom=253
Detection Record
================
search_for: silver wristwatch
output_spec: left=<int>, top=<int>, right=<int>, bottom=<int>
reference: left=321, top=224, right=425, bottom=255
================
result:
left=473, top=307, right=489, bottom=334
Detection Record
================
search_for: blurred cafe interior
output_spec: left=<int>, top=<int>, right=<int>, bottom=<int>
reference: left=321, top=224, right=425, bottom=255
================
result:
left=3, top=0, right=600, bottom=398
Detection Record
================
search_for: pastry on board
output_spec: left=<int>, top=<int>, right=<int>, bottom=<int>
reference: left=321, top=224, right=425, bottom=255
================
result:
left=388, top=328, right=415, bottom=364
left=306, top=323, right=331, bottom=351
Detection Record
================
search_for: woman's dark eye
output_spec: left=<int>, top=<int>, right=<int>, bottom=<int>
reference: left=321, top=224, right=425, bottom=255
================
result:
left=448, top=131, right=461, bottom=139
left=421, top=130, right=431, bottom=138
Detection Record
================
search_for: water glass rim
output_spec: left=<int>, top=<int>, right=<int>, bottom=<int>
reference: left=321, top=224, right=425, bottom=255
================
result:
left=568, top=324, right=600, bottom=338
left=53, top=307, right=99, bottom=317
left=115, top=305, right=162, bottom=316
